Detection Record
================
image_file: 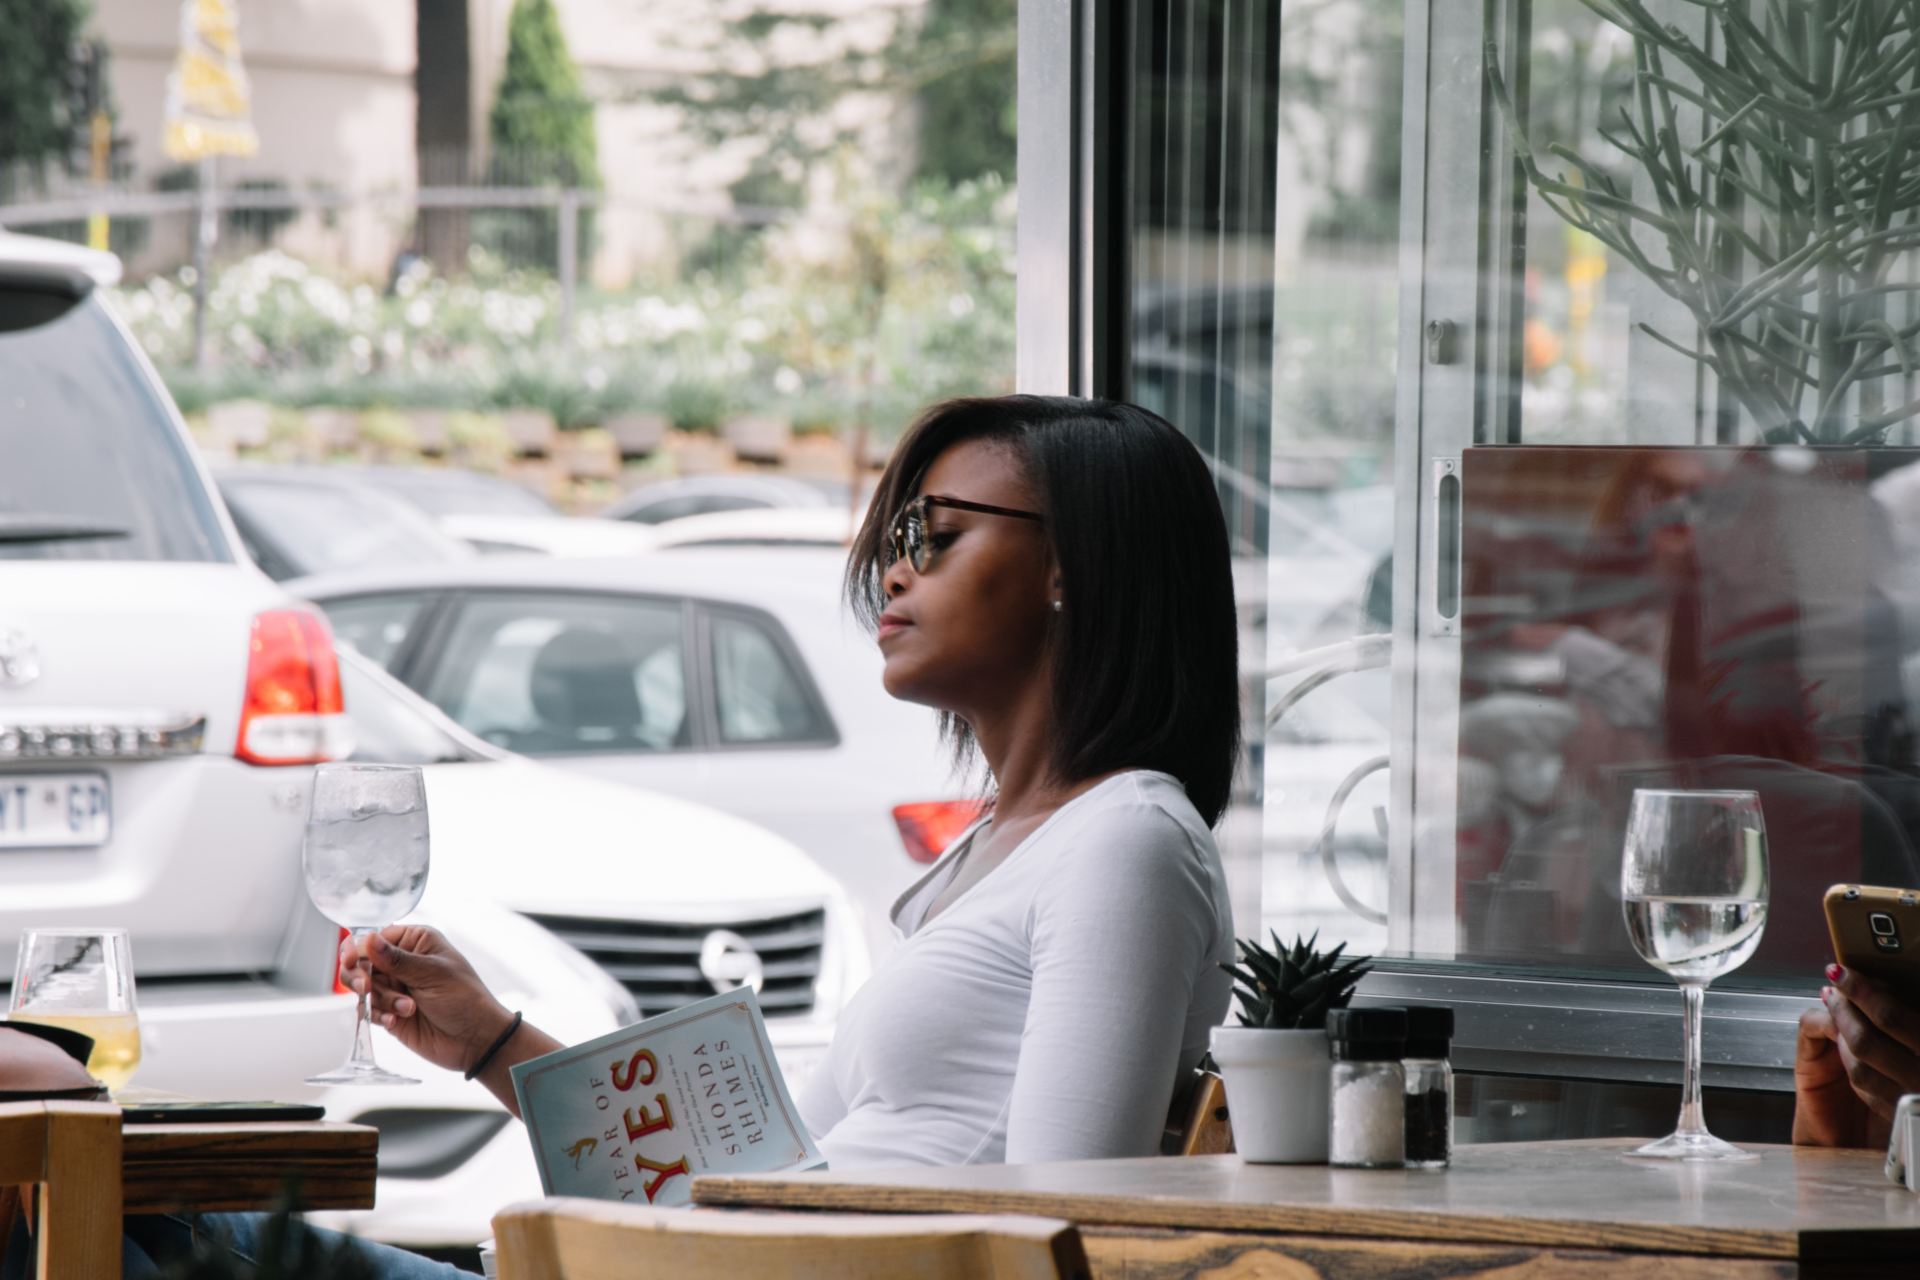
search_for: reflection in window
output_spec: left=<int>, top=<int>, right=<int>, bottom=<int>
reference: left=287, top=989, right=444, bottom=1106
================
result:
left=711, top=613, right=830, bottom=746
left=1457, top=446, right=1920, bottom=980
left=426, top=595, right=688, bottom=755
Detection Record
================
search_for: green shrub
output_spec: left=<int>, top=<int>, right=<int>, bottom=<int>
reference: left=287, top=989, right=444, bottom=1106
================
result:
left=665, top=377, right=730, bottom=434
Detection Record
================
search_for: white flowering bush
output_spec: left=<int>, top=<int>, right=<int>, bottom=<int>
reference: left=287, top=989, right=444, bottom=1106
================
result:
left=113, top=179, right=1016, bottom=439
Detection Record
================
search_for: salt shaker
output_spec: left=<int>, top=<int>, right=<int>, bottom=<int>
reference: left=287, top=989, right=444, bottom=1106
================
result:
left=1326, top=1007, right=1406, bottom=1168
left=1402, top=1005, right=1454, bottom=1169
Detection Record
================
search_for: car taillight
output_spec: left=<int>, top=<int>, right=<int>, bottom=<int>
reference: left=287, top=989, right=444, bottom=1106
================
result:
left=235, top=608, right=351, bottom=765
left=892, top=800, right=986, bottom=864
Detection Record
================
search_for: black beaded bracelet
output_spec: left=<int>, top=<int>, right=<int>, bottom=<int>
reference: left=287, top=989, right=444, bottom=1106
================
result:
left=465, top=1010, right=523, bottom=1081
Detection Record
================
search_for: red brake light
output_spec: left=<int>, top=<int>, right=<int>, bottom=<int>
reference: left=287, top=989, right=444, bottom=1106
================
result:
left=892, top=800, right=986, bottom=864
left=235, top=609, right=351, bottom=765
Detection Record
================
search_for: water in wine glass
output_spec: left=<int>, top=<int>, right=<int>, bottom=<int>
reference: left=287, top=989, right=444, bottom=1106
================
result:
left=1619, top=787, right=1769, bottom=1161
left=1623, top=895, right=1769, bottom=984
left=302, top=763, right=430, bottom=1086
left=305, top=804, right=430, bottom=929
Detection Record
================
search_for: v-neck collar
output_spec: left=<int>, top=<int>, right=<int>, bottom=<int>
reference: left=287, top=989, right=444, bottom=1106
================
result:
left=889, top=769, right=1172, bottom=937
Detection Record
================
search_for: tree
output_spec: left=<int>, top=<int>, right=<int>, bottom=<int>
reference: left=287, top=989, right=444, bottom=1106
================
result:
left=478, top=0, right=600, bottom=269
left=0, top=0, right=91, bottom=180
left=646, top=0, right=1016, bottom=208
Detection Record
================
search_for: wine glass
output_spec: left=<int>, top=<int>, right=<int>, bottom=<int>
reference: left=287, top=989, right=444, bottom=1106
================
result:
left=303, top=762, right=430, bottom=1086
left=1620, top=788, right=1769, bottom=1161
left=10, top=927, right=142, bottom=1094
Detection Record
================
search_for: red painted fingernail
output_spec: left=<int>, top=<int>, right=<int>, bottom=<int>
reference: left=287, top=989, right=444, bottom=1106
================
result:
left=1826, top=963, right=1844, bottom=982
left=1822, top=985, right=1835, bottom=1002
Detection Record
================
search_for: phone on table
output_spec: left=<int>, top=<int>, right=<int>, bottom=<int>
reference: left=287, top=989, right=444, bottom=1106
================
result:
left=1823, top=883, right=1920, bottom=989
left=119, top=1100, right=328, bottom=1124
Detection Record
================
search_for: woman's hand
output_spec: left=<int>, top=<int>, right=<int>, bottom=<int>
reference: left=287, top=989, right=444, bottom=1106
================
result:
left=1792, top=966, right=1920, bottom=1148
left=338, top=925, right=514, bottom=1077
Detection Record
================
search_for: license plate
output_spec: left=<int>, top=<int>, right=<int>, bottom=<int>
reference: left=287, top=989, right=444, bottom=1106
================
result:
left=0, top=774, right=111, bottom=848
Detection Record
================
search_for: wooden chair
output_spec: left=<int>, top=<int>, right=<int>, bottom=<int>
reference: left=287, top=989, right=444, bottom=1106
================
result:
left=493, top=1198, right=1091, bottom=1280
left=0, top=1101, right=123, bottom=1280
left=1162, top=1067, right=1234, bottom=1157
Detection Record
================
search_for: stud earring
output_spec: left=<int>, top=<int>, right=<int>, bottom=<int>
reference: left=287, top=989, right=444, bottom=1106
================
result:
left=1051, top=600, right=1063, bottom=613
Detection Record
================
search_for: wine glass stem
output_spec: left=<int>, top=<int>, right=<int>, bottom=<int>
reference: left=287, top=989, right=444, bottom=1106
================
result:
left=348, top=927, right=381, bottom=1071
left=1676, top=980, right=1709, bottom=1138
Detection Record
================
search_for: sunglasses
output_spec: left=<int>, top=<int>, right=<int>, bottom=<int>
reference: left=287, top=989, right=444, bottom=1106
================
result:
left=885, top=495, right=1044, bottom=574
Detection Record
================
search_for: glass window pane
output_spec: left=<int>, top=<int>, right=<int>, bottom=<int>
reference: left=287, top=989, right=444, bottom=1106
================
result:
left=322, top=595, right=428, bottom=671
left=426, top=594, right=689, bottom=755
left=1130, top=0, right=1400, bottom=958
left=711, top=613, right=830, bottom=745
left=0, top=289, right=228, bottom=564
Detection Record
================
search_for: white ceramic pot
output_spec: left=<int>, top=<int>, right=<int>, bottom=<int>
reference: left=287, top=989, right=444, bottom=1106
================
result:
left=1209, top=1025, right=1330, bottom=1163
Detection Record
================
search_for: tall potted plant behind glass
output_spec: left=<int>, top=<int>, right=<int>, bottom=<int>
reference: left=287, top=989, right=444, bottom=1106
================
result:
left=1211, top=932, right=1370, bottom=1163
left=1489, top=1, right=1920, bottom=445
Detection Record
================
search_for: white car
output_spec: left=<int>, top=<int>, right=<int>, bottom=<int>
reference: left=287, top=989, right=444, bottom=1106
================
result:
left=650, top=506, right=857, bottom=550
left=309, top=648, right=866, bottom=1247
left=0, top=231, right=353, bottom=1091
left=290, top=549, right=974, bottom=958
left=316, top=463, right=664, bottom=559
left=605, top=474, right=853, bottom=524
left=215, top=464, right=479, bottom=581
left=439, top=513, right=663, bottom=559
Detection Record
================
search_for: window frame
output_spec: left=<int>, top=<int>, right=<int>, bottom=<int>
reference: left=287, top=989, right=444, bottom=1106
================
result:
left=693, top=602, right=842, bottom=754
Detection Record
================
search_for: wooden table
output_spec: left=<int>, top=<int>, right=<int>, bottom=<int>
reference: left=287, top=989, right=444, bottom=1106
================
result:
left=694, top=1140, right=1920, bottom=1278
left=123, top=1120, right=377, bottom=1213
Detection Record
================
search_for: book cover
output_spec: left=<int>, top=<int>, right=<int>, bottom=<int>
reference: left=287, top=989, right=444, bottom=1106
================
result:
left=510, top=989, right=823, bottom=1207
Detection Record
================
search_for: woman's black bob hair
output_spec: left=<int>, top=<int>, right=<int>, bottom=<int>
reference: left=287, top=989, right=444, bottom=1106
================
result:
left=845, top=394, right=1241, bottom=827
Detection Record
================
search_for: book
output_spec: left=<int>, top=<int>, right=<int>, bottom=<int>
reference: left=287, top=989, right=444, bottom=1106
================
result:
left=510, top=989, right=824, bottom=1207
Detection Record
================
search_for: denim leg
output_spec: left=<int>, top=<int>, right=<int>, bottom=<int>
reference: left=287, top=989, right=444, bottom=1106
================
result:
left=2, top=1213, right=165, bottom=1280
left=123, top=1212, right=479, bottom=1278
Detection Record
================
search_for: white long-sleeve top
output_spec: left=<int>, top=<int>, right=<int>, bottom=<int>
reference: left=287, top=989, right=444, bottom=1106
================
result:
left=798, top=769, right=1234, bottom=1168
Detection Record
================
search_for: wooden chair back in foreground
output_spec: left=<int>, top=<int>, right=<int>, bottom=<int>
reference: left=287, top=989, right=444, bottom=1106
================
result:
left=1163, top=1068, right=1234, bottom=1157
left=493, top=1197, right=1092, bottom=1280
left=0, top=1101, right=124, bottom=1280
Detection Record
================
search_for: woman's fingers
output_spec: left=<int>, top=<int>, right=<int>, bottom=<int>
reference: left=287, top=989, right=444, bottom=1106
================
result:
left=1833, top=1030, right=1907, bottom=1119
left=1831, top=966, right=1920, bottom=1057
left=1824, top=987, right=1919, bottom=1113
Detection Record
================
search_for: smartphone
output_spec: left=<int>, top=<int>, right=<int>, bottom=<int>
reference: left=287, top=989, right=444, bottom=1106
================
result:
left=119, top=1100, right=328, bottom=1125
left=1823, top=883, right=1920, bottom=988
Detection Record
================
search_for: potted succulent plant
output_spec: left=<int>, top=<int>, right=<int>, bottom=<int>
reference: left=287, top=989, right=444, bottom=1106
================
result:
left=1210, top=931, right=1370, bottom=1163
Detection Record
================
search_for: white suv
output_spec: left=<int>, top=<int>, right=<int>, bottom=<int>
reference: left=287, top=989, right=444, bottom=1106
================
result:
left=0, top=232, right=362, bottom=1089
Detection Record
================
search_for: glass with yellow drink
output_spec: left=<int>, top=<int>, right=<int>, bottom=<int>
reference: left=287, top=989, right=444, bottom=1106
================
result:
left=9, top=928, right=141, bottom=1093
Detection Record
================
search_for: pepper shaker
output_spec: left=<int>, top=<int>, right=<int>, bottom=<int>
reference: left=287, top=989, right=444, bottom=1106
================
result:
left=1327, top=1007, right=1406, bottom=1168
left=1402, top=1005, right=1454, bottom=1169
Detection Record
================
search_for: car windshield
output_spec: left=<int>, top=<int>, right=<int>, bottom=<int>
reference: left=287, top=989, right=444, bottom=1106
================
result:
left=0, top=286, right=228, bottom=563
left=363, top=470, right=555, bottom=518
left=221, top=479, right=466, bottom=578
left=339, top=648, right=483, bottom=766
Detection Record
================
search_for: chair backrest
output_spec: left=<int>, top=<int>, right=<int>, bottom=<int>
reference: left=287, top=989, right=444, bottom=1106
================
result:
left=1163, top=1068, right=1235, bottom=1157
left=0, top=1101, right=123, bottom=1280
left=493, top=1198, right=1091, bottom=1280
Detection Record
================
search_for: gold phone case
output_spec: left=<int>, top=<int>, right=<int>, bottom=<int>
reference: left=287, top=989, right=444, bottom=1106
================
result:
left=1824, top=884, right=1920, bottom=987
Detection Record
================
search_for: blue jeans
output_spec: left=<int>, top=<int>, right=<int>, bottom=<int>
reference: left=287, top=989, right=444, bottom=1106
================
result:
left=4, top=1211, right=477, bottom=1278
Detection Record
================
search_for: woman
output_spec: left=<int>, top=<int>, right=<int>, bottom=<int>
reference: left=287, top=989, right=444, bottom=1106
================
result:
left=1795, top=966, right=1920, bottom=1148
left=348, top=395, right=1241, bottom=1169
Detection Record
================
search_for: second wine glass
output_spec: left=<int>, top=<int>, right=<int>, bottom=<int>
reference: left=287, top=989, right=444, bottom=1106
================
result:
left=1620, top=787, right=1769, bottom=1161
left=303, top=762, right=431, bottom=1086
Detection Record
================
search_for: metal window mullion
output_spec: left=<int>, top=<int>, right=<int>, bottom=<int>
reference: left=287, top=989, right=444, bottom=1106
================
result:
left=1393, top=0, right=1511, bottom=959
